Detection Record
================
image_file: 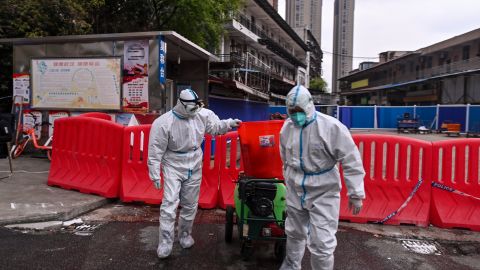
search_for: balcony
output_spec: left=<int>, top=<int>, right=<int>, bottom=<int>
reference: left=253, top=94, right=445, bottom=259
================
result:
left=210, top=52, right=271, bottom=99
left=416, top=57, right=480, bottom=79
left=212, top=52, right=296, bottom=83
left=227, top=13, right=305, bottom=68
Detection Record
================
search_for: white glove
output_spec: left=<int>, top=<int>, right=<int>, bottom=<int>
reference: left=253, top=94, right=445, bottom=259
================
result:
left=229, top=119, right=242, bottom=128
left=348, top=197, right=363, bottom=215
left=153, top=179, right=162, bottom=190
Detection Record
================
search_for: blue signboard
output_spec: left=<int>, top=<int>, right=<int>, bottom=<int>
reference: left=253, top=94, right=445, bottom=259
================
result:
left=158, top=35, right=166, bottom=84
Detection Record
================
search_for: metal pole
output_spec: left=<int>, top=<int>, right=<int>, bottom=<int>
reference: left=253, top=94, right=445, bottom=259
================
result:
left=435, top=104, right=440, bottom=130
left=413, top=105, right=417, bottom=119
left=336, top=105, right=340, bottom=120
left=374, top=105, right=378, bottom=129
left=466, top=103, right=470, bottom=133
left=245, top=53, right=248, bottom=85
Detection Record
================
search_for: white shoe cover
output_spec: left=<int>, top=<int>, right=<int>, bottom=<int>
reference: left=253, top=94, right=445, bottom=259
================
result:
left=157, top=240, right=173, bottom=259
left=179, top=232, right=195, bottom=249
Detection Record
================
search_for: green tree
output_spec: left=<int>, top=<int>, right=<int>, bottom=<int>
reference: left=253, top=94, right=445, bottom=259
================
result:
left=88, top=0, right=242, bottom=50
left=309, top=77, right=328, bottom=93
left=0, top=0, right=94, bottom=111
left=0, top=0, right=242, bottom=110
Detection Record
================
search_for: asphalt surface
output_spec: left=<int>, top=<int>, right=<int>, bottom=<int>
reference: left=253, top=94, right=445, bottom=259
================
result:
left=2, top=219, right=480, bottom=270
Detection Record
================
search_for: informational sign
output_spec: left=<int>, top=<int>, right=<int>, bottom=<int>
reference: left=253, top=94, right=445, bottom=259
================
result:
left=48, top=111, right=69, bottom=137
left=159, top=35, right=167, bottom=84
left=259, top=135, right=275, bottom=147
left=123, top=40, right=149, bottom=113
left=22, top=110, right=42, bottom=139
left=13, top=73, right=30, bottom=104
left=31, top=58, right=121, bottom=110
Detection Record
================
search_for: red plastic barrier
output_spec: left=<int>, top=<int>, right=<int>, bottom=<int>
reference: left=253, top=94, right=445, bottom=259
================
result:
left=218, top=132, right=244, bottom=209
left=120, top=125, right=164, bottom=204
left=78, top=112, right=112, bottom=121
left=199, top=134, right=221, bottom=209
left=339, top=134, right=432, bottom=226
left=134, top=114, right=159, bottom=125
left=238, top=120, right=284, bottom=179
left=48, top=117, right=123, bottom=198
left=430, top=139, right=480, bottom=231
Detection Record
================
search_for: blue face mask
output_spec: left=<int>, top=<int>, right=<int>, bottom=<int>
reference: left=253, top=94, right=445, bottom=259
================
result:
left=290, top=112, right=306, bottom=126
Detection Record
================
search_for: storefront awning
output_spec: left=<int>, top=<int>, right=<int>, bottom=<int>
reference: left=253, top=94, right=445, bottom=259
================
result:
left=342, top=68, right=480, bottom=96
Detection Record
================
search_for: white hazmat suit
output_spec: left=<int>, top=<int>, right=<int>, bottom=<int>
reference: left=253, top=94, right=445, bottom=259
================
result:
left=148, top=89, right=241, bottom=259
left=279, top=86, right=365, bottom=270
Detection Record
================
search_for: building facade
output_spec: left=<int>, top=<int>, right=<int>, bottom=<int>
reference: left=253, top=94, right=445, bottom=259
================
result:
left=209, top=0, right=309, bottom=106
left=339, top=28, right=480, bottom=106
left=295, top=28, right=323, bottom=87
left=332, top=0, right=355, bottom=94
left=285, top=0, right=322, bottom=46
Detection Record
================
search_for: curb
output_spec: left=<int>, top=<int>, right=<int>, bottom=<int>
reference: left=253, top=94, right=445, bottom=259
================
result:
left=0, top=198, right=110, bottom=226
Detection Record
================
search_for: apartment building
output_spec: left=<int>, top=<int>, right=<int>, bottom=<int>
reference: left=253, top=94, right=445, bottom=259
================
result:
left=332, top=0, right=355, bottom=94
left=286, top=0, right=322, bottom=46
left=339, top=28, right=480, bottom=105
left=209, top=0, right=309, bottom=105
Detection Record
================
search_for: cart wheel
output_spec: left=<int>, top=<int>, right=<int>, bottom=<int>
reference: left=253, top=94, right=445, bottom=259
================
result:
left=274, top=240, right=286, bottom=261
left=241, top=240, right=254, bottom=261
left=225, top=206, right=234, bottom=243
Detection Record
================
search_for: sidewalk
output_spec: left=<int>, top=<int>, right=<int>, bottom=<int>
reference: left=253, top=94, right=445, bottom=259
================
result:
left=0, top=156, right=108, bottom=225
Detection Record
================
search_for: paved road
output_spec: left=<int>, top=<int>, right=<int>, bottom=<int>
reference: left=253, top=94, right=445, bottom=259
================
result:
left=1, top=219, right=479, bottom=270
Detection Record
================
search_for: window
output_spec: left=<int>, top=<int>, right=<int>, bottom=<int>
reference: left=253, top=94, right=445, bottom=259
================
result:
left=462, top=45, right=470, bottom=60
left=427, top=56, right=432, bottom=68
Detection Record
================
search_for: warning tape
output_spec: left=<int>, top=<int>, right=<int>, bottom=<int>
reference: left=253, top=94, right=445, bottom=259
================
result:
left=376, top=178, right=424, bottom=224
left=431, top=181, right=480, bottom=202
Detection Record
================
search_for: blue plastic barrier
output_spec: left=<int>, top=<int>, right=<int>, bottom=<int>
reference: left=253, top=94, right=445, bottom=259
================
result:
left=209, top=96, right=269, bottom=122
left=269, top=106, right=287, bottom=115
left=350, top=107, right=375, bottom=128
left=340, top=107, right=352, bottom=128
left=415, top=107, right=437, bottom=128
left=469, top=106, right=480, bottom=132
left=377, top=107, right=414, bottom=129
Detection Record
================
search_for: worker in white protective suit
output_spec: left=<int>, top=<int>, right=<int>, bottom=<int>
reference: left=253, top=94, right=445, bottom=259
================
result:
left=279, top=85, right=365, bottom=270
left=148, top=89, right=241, bottom=259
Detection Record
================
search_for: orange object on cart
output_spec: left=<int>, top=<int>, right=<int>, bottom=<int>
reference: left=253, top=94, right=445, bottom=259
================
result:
left=238, top=120, right=285, bottom=179
left=446, top=123, right=461, bottom=133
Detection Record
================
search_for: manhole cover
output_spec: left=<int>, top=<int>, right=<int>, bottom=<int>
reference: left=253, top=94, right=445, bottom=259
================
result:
left=401, top=239, right=441, bottom=255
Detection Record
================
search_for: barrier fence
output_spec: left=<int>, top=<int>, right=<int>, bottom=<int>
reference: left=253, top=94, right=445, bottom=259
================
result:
left=339, top=134, right=432, bottom=226
left=48, top=116, right=480, bottom=231
left=270, top=104, right=480, bottom=132
left=430, top=139, right=480, bottom=231
left=48, top=115, right=124, bottom=198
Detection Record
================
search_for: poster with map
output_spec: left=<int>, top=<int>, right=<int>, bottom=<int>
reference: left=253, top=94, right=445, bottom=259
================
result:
left=31, top=58, right=121, bottom=110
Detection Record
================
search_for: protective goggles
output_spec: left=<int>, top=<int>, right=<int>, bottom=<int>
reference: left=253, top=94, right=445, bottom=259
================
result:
left=288, top=106, right=305, bottom=115
left=180, top=98, right=205, bottom=112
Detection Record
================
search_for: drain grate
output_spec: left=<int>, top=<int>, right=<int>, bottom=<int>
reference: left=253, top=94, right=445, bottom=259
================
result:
left=73, top=224, right=102, bottom=236
left=401, top=239, right=441, bottom=255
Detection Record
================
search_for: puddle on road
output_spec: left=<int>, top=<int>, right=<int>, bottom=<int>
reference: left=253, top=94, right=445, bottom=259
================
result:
left=400, top=239, right=441, bottom=255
